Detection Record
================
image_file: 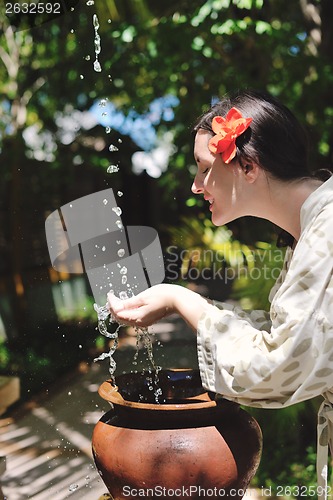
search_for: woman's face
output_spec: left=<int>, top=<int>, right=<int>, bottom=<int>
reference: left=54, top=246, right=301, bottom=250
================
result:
left=192, top=129, right=248, bottom=226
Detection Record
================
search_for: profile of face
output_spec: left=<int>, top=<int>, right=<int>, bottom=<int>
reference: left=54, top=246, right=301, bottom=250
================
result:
left=191, top=129, right=255, bottom=226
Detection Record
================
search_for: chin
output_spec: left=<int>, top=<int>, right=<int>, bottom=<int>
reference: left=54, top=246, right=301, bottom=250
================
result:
left=211, top=212, right=235, bottom=226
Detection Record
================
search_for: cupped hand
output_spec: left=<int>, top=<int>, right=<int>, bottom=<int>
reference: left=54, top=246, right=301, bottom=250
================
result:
left=107, top=284, right=176, bottom=327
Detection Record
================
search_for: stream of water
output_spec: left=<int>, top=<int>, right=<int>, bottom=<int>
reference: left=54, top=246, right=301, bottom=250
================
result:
left=87, top=6, right=162, bottom=402
left=93, top=301, right=162, bottom=402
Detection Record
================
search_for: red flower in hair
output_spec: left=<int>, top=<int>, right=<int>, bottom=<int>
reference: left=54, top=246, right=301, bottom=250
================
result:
left=208, top=107, right=252, bottom=164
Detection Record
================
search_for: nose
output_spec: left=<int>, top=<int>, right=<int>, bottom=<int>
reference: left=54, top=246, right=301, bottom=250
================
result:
left=191, top=175, right=204, bottom=195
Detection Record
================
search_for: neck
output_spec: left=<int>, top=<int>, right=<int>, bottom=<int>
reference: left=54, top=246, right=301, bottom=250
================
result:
left=252, top=176, right=323, bottom=241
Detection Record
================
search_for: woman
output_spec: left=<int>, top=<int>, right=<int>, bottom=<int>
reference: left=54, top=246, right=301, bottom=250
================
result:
left=108, top=90, right=333, bottom=497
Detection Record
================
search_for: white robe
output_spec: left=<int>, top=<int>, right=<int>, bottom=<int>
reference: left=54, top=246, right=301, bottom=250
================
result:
left=197, top=176, right=333, bottom=499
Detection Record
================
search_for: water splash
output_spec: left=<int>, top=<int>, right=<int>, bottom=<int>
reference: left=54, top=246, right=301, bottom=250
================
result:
left=133, top=327, right=162, bottom=403
left=94, top=296, right=162, bottom=401
left=93, top=303, right=121, bottom=382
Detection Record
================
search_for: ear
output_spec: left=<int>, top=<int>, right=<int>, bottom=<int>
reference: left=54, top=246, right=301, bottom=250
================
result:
left=241, top=161, right=260, bottom=184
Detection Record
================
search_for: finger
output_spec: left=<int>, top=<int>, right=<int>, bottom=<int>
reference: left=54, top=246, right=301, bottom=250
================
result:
left=107, top=292, right=144, bottom=312
left=107, top=293, right=124, bottom=314
left=112, top=306, right=153, bottom=327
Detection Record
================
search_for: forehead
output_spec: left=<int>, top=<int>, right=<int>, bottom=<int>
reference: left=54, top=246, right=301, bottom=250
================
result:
left=194, top=129, right=213, bottom=161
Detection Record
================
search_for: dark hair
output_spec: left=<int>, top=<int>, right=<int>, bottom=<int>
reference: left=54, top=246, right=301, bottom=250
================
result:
left=194, top=89, right=313, bottom=181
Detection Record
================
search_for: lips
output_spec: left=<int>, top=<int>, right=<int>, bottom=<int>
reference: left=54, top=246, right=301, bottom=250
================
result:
left=204, top=196, right=214, bottom=211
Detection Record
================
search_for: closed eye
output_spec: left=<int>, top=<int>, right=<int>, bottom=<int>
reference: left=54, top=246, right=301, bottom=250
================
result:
left=202, top=168, right=209, bottom=174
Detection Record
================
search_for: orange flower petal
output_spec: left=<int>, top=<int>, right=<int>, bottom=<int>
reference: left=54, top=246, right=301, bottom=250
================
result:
left=211, top=116, right=227, bottom=135
left=225, top=107, right=244, bottom=122
left=208, top=108, right=252, bottom=162
left=222, top=142, right=237, bottom=164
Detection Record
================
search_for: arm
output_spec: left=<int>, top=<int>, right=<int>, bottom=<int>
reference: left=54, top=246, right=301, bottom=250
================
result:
left=198, top=205, right=333, bottom=408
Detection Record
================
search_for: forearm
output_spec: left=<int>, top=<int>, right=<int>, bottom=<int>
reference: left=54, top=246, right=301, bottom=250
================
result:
left=171, top=285, right=211, bottom=331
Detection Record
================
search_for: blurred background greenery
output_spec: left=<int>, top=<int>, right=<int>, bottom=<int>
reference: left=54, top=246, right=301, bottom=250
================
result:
left=1, top=0, right=332, bottom=491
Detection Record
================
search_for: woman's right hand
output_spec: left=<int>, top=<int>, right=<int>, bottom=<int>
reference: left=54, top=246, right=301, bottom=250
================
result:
left=107, top=284, right=176, bottom=327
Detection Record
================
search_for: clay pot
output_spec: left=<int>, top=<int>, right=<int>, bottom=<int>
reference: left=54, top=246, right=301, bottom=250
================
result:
left=92, top=369, right=262, bottom=499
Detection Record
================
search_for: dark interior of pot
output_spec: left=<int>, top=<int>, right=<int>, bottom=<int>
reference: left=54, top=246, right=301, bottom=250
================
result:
left=115, top=369, right=213, bottom=404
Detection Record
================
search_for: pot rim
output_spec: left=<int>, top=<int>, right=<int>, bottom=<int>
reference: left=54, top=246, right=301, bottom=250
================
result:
left=98, top=380, right=218, bottom=410
left=98, top=368, right=219, bottom=411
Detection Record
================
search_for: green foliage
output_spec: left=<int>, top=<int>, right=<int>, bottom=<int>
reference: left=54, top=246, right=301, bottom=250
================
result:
left=167, top=216, right=253, bottom=275
left=166, top=216, right=283, bottom=309
left=250, top=399, right=322, bottom=492
left=232, top=241, right=285, bottom=310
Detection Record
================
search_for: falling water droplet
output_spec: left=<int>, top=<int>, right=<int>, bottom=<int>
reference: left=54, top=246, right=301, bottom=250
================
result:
left=120, top=266, right=127, bottom=275
left=69, top=484, right=79, bottom=492
left=116, top=220, right=123, bottom=229
left=119, top=291, right=129, bottom=300
left=117, top=191, right=123, bottom=197
left=93, top=13, right=99, bottom=28
left=102, top=246, right=106, bottom=252
left=107, top=165, right=119, bottom=173
left=122, top=275, right=127, bottom=285
left=118, top=138, right=123, bottom=143
left=94, top=60, right=102, bottom=72
left=85, top=55, right=91, bottom=60
left=103, top=199, right=108, bottom=205
left=112, top=206, right=122, bottom=216
left=108, top=19, right=112, bottom=24
left=93, top=14, right=102, bottom=72
left=86, top=0, right=94, bottom=4
left=80, top=74, right=84, bottom=79
left=109, top=144, right=119, bottom=152
left=99, top=98, right=108, bottom=107
left=117, top=248, right=125, bottom=258
left=105, top=126, right=111, bottom=134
